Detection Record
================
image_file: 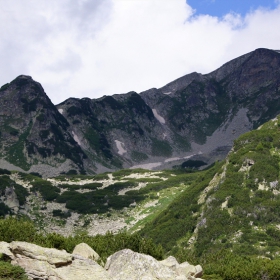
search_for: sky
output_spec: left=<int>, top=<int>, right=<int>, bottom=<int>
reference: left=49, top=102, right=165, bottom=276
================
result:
left=0, top=0, right=280, bottom=105
left=188, top=0, right=279, bottom=17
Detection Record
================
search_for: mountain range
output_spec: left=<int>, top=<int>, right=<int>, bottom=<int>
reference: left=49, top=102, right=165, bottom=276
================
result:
left=1, top=48, right=280, bottom=177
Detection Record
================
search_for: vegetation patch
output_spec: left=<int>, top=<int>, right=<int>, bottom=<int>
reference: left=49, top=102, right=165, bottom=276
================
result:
left=5, top=123, right=32, bottom=170
left=85, top=127, right=112, bottom=159
left=181, top=159, right=207, bottom=170
left=0, top=217, right=163, bottom=262
left=151, top=138, right=172, bottom=157
left=31, top=180, right=60, bottom=201
left=0, top=260, right=28, bottom=280
left=56, top=180, right=145, bottom=214
left=52, top=209, right=71, bottom=218
left=131, top=151, right=148, bottom=162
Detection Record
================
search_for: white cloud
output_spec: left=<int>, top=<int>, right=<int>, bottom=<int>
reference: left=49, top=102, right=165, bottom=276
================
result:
left=0, top=0, right=280, bottom=104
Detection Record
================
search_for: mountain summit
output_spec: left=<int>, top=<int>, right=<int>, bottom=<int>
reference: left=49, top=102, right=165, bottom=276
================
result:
left=0, top=75, right=87, bottom=176
left=1, top=48, right=280, bottom=176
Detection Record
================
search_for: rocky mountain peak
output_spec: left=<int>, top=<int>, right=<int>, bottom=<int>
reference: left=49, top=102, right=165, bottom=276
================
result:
left=207, top=48, right=280, bottom=82
left=1, top=48, right=280, bottom=176
left=0, top=76, right=87, bottom=177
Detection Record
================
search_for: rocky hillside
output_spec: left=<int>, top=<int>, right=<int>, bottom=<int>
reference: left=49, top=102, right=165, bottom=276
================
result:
left=1, top=48, right=280, bottom=176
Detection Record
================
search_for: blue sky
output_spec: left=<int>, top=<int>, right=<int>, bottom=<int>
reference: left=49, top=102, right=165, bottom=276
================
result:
left=187, top=0, right=278, bottom=17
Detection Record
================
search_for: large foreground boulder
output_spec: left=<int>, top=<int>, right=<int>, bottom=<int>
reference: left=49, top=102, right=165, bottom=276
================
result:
left=105, top=249, right=204, bottom=280
left=0, top=241, right=112, bottom=280
left=0, top=241, right=14, bottom=260
left=0, top=241, right=204, bottom=280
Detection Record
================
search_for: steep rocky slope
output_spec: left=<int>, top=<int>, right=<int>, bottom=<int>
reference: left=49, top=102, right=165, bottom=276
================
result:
left=140, top=48, right=280, bottom=156
left=1, top=48, right=280, bottom=176
left=0, top=75, right=87, bottom=176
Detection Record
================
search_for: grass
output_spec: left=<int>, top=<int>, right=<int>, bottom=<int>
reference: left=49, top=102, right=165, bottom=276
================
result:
left=127, top=179, right=194, bottom=233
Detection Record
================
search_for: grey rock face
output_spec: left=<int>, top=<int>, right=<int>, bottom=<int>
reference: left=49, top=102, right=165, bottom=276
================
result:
left=0, top=75, right=87, bottom=176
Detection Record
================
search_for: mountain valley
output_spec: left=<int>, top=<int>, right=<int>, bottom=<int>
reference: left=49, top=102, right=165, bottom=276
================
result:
left=2, top=48, right=280, bottom=279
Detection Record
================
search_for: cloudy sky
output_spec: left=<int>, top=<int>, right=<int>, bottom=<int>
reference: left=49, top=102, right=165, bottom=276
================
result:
left=1, top=0, right=280, bottom=105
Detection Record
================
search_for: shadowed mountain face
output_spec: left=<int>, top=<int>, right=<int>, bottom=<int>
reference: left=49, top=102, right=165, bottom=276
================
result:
left=0, top=48, right=280, bottom=176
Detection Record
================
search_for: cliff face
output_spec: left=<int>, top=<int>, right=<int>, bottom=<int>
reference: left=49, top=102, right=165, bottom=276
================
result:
left=140, top=48, right=280, bottom=148
left=1, top=48, right=280, bottom=175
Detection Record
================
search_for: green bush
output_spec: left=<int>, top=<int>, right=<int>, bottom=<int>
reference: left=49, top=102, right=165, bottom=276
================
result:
left=0, top=261, right=28, bottom=280
left=0, top=169, right=11, bottom=175
left=31, top=181, right=60, bottom=201
left=140, top=162, right=223, bottom=251
left=0, top=217, right=37, bottom=243
left=0, top=176, right=28, bottom=206
left=0, top=218, right=163, bottom=262
left=0, top=203, right=11, bottom=217
left=203, top=250, right=280, bottom=280
left=52, top=209, right=71, bottom=218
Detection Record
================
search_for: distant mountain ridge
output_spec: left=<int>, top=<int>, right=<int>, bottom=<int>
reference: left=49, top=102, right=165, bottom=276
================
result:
left=0, top=48, right=280, bottom=176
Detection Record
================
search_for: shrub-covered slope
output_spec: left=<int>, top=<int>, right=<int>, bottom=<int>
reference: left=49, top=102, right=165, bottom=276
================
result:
left=139, top=115, right=280, bottom=278
left=0, top=167, right=201, bottom=237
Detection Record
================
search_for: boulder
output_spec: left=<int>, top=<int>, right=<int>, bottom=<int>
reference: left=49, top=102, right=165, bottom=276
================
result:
left=177, top=261, right=203, bottom=278
left=54, top=257, right=112, bottom=280
left=194, top=265, right=203, bottom=278
left=160, top=256, right=203, bottom=278
left=72, top=242, right=101, bottom=262
left=160, top=256, right=180, bottom=271
left=0, top=241, right=14, bottom=260
left=105, top=249, right=177, bottom=280
left=8, top=241, right=112, bottom=280
left=105, top=249, right=203, bottom=280
left=10, top=241, right=72, bottom=265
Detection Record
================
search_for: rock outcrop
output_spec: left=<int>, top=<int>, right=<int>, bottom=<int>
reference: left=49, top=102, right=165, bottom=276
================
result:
left=0, top=241, right=204, bottom=280
left=106, top=248, right=204, bottom=280
left=72, top=242, right=101, bottom=262
left=1, top=241, right=111, bottom=280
